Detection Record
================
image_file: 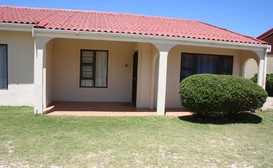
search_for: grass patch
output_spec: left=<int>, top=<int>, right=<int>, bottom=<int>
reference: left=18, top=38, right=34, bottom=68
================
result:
left=0, top=106, right=273, bottom=167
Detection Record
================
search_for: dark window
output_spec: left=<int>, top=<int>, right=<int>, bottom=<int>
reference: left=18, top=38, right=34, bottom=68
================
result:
left=180, top=53, right=233, bottom=81
left=80, top=50, right=108, bottom=88
left=0, top=44, right=8, bottom=89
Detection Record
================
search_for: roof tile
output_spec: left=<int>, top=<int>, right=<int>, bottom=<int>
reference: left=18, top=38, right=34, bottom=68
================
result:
left=0, top=5, right=267, bottom=44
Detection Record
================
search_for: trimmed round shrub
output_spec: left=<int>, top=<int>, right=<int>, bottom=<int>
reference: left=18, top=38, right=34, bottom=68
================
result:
left=251, top=73, right=273, bottom=96
left=179, top=74, right=267, bottom=117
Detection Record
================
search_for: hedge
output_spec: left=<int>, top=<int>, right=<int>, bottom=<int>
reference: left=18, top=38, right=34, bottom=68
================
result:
left=179, top=74, right=267, bottom=117
left=251, top=73, right=273, bottom=96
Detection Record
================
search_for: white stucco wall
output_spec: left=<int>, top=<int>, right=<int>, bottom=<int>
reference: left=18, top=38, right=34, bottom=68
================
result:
left=0, top=31, right=35, bottom=106
left=267, top=55, right=273, bottom=74
left=136, top=43, right=153, bottom=108
left=243, top=58, right=258, bottom=79
left=51, top=38, right=135, bottom=102
left=243, top=54, right=273, bottom=79
left=0, top=31, right=260, bottom=109
left=126, top=44, right=250, bottom=109
left=45, top=40, right=54, bottom=107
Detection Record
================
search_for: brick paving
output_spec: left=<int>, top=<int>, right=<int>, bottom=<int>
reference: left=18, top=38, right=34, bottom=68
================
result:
left=45, top=101, right=192, bottom=117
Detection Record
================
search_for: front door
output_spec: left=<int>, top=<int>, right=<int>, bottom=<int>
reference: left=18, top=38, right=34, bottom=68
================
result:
left=132, top=51, right=138, bottom=105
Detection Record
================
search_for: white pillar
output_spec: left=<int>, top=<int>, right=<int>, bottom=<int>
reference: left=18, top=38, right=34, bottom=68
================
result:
left=153, top=43, right=175, bottom=115
left=34, top=37, right=52, bottom=114
left=157, top=51, right=168, bottom=115
left=150, top=53, right=158, bottom=109
left=257, top=50, right=268, bottom=89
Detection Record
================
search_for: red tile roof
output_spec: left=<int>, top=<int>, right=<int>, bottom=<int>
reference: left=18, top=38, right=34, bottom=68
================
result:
left=0, top=5, right=267, bottom=45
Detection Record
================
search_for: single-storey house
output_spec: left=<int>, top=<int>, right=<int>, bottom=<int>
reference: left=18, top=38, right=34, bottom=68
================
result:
left=0, top=6, right=271, bottom=115
left=244, top=28, right=273, bottom=78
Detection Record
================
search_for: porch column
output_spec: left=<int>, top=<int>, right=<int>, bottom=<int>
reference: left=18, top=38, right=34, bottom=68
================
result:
left=153, top=43, right=175, bottom=115
left=34, top=37, right=52, bottom=114
left=150, top=53, right=158, bottom=109
left=256, top=50, right=268, bottom=89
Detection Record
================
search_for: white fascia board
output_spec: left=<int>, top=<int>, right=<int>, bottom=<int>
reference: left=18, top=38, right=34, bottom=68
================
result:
left=266, top=46, right=272, bottom=53
left=34, top=28, right=271, bottom=52
left=0, top=23, right=34, bottom=32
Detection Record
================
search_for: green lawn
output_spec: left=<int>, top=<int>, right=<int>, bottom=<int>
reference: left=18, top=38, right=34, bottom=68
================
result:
left=0, top=107, right=273, bottom=167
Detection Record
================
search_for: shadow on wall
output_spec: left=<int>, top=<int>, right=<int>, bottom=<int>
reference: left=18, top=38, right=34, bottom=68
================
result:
left=178, top=112, right=262, bottom=124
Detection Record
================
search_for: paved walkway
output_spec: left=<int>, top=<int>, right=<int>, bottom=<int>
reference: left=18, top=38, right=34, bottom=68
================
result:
left=45, top=102, right=192, bottom=117
left=45, top=97, right=273, bottom=117
left=262, top=97, right=273, bottom=110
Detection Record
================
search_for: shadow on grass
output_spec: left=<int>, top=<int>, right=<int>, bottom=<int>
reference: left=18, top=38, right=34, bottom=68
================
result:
left=178, top=112, right=262, bottom=124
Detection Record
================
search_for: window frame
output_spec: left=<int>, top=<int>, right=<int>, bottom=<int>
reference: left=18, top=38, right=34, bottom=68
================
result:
left=180, top=52, right=233, bottom=81
left=80, top=49, right=109, bottom=88
left=0, top=44, right=8, bottom=90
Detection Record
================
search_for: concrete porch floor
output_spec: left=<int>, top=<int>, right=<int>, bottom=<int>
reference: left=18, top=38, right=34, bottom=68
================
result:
left=44, top=101, right=192, bottom=117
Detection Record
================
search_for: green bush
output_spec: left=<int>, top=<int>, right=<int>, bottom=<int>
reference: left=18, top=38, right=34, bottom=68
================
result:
left=179, top=74, right=267, bottom=117
left=251, top=73, right=273, bottom=96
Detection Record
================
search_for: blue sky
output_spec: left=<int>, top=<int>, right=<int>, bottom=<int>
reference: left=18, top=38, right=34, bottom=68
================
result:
left=1, top=0, right=272, bottom=38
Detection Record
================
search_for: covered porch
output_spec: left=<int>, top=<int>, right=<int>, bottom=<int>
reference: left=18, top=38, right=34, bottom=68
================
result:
left=34, top=29, right=270, bottom=116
